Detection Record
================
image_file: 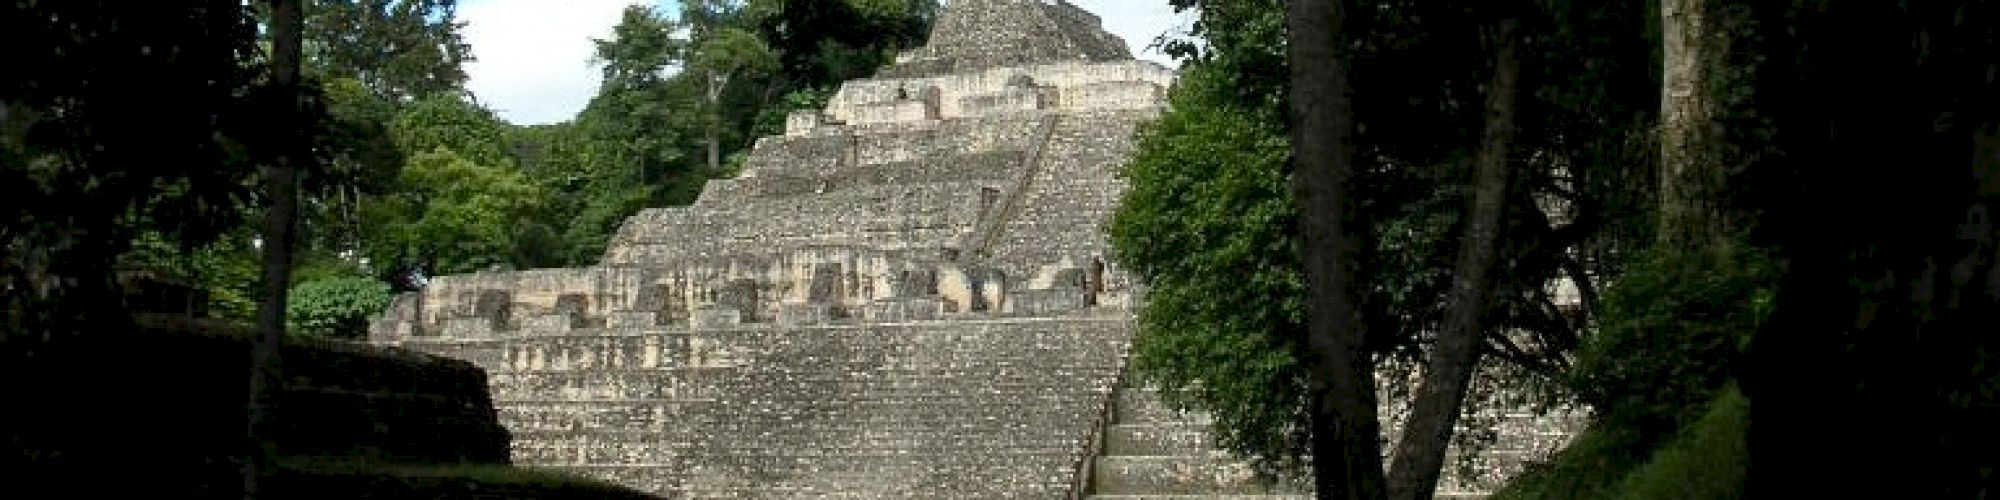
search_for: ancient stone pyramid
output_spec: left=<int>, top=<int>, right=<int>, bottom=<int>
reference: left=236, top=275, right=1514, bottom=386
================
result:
left=370, top=1, right=1579, bottom=497
left=370, top=0, right=1184, bottom=496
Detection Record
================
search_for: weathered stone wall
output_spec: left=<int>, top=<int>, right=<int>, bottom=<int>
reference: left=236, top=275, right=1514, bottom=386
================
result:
left=8, top=326, right=513, bottom=496
left=822, top=61, right=1173, bottom=125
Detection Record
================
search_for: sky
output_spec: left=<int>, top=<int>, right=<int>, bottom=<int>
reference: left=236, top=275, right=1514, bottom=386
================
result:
left=460, top=0, right=1192, bottom=125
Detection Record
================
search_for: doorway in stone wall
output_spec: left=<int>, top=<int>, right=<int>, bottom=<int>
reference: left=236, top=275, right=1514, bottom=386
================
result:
left=1088, top=258, right=1105, bottom=306
left=978, top=186, right=1002, bottom=220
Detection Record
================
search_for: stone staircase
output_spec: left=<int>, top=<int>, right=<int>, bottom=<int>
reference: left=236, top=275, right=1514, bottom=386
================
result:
left=1084, top=385, right=1311, bottom=500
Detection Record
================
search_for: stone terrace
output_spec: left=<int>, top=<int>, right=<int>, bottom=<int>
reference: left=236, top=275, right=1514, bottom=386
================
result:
left=370, top=0, right=1582, bottom=497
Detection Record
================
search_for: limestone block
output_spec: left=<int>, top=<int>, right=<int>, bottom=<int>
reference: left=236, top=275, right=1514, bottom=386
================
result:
left=606, top=311, right=658, bottom=329
left=935, top=266, right=975, bottom=313
left=690, top=306, right=742, bottom=330
left=1007, top=288, right=1087, bottom=316
left=958, top=87, right=1049, bottom=117
left=804, top=263, right=844, bottom=304
left=516, top=314, right=575, bottom=333
left=862, top=297, right=943, bottom=322
left=552, top=293, right=588, bottom=322
left=438, top=317, right=494, bottom=338
left=977, top=271, right=1008, bottom=313
left=851, top=100, right=934, bottom=125
left=784, top=110, right=823, bottom=136
left=687, top=335, right=749, bottom=368
left=714, top=279, right=764, bottom=323
left=1028, top=261, right=1089, bottom=290
left=1095, top=290, right=1135, bottom=310
left=778, top=302, right=832, bottom=326
left=371, top=302, right=419, bottom=340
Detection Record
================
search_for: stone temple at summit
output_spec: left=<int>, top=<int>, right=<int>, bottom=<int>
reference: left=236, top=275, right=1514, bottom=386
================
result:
left=369, top=0, right=1581, bottom=497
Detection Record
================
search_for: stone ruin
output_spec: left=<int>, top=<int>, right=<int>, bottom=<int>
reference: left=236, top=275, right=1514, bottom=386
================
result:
left=369, top=1, right=1585, bottom=497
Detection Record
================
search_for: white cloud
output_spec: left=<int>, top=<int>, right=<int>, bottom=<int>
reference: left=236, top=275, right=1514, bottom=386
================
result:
left=460, top=0, right=651, bottom=125
left=459, top=0, right=1192, bottom=125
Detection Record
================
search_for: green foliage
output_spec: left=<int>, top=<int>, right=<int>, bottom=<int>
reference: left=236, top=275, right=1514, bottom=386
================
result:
left=356, top=94, right=578, bottom=277
left=293, top=0, right=470, bottom=258
left=1110, top=64, right=1311, bottom=473
left=363, top=146, right=547, bottom=276
left=2, top=1, right=264, bottom=334
left=560, top=180, right=654, bottom=264
left=1494, top=384, right=1749, bottom=500
left=592, top=5, right=683, bottom=92
left=583, top=6, right=697, bottom=195
left=1159, top=0, right=1285, bottom=108
left=391, top=94, right=510, bottom=166
left=303, top=77, right=404, bottom=255
left=1614, top=383, right=1748, bottom=499
left=303, top=0, right=471, bottom=102
left=119, top=229, right=263, bottom=321
left=292, top=253, right=373, bottom=286
left=747, top=0, right=940, bottom=88
left=1493, top=241, right=1771, bottom=500
left=317, top=77, right=403, bottom=191
left=688, top=28, right=778, bottom=88
left=1572, top=241, right=1774, bottom=436
left=286, top=276, right=394, bottom=339
left=750, top=88, right=835, bottom=139
left=1116, top=2, right=1668, bottom=490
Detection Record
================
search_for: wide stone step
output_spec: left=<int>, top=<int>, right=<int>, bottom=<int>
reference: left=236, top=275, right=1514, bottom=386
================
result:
left=1117, top=389, right=1213, bottom=425
left=1091, top=456, right=1306, bottom=496
left=511, top=437, right=689, bottom=466
left=488, top=368, right=732, bottom=400
left=498, top=399, right=711, bottom=433
left=1104, top=423, right=1215, bottom=456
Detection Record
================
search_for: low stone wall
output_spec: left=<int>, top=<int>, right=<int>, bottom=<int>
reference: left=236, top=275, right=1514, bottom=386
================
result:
left=386, top=315, right=1136, bottom=498
left=829, top=60, right=1173, bottom=123
left=3, top=323, right=512, bottom=496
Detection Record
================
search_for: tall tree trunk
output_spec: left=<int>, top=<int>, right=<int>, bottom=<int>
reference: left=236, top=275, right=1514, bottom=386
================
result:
left=1658, top=0, right=1723, bottom=246
left=1384, top=19, right=1521, bottom=500
left=1286, top=0, right=1388, bottom=498
left=246, top=0, right=305, bottom=497
left=706, top=70, right=723, bottom=175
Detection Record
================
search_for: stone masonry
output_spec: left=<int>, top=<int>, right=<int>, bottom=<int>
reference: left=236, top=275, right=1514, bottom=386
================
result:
left=370, top=1, right=1583, bottom=498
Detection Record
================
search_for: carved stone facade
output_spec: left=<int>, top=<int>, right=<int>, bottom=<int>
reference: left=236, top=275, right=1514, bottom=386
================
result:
left=369, top=1, right=1582, bottom=498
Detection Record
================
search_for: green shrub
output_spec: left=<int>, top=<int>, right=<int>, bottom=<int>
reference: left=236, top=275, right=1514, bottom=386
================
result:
left=1496, top=239, right=1773, bottom=499
left=287, top=276, right=394, bottom=339
left=1494, top=384, right=1749, bottom=500
left=1572, top=240, right=1774, bottom=438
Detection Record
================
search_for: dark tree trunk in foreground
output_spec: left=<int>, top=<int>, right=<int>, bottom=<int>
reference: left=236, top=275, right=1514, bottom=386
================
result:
left=246, top=0, right=305, bottom=497
left=1385, top=19, right=1521, bottom=500
left=1286, top=0, right=1388, bottom=498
